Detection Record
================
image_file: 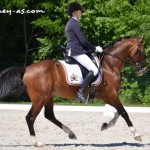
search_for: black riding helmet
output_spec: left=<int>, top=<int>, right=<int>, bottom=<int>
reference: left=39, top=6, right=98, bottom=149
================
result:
left=67, top=2, right=84, bottom=17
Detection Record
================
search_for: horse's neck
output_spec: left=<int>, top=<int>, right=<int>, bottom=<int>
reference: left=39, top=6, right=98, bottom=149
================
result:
left=103, top=41, right=130, bottom=73
left=110, top=41, right=130, bottom=59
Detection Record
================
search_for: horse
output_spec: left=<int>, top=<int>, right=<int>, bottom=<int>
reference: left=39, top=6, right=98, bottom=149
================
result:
left=0, top=36, right=148, bottom=147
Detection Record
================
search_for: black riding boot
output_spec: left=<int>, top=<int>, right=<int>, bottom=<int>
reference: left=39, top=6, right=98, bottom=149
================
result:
left=76, top=70, right=95, bottom=103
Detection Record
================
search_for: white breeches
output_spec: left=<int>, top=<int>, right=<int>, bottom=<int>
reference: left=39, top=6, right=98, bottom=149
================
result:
left=71, top=54, right=99, bottom=76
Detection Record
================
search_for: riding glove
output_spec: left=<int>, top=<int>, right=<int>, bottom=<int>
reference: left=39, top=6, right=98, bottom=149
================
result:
left=95, top=46, right=103, bottom=53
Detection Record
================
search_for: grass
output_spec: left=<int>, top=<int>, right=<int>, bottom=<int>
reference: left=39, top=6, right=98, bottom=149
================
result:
left=0, top=99, right=105, bottom=106
left=0, top=98, right=150, bottom=107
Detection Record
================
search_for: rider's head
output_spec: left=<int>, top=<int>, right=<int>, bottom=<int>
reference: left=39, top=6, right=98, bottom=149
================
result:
left=67, top=2, right=83, bottom=20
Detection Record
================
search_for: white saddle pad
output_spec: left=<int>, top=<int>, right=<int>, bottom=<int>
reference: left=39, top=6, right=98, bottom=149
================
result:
left=59, top=58, right=102, bottom=86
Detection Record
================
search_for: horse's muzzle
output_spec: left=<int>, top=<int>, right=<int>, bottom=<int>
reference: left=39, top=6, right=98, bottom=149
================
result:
left=137, top=66, right=149, bottom=76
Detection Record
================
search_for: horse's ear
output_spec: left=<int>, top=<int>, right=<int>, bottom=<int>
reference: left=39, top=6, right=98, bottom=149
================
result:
left=139, top=36, right=144, bottom=43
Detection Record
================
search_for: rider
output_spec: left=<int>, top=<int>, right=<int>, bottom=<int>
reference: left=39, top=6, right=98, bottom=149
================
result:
left=65, top=2, right=103, bottom=103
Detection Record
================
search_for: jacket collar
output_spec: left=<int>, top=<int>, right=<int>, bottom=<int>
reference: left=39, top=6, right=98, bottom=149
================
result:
left=69, top=17, right=78, bottom=22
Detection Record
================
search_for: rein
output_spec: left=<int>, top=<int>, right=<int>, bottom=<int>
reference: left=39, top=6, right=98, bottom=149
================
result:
left=103, top=51, right=132, bottom=65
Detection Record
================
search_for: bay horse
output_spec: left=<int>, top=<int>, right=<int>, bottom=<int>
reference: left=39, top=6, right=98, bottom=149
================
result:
left=0, top=36, right=148, bottom=147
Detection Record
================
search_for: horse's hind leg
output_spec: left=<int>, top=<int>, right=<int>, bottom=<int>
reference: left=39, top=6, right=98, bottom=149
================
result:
left=101, top=111, right=120, bottom=130
left=44, top=99, right=77, bottom=140
left=26, top=102, right=45, bottom=147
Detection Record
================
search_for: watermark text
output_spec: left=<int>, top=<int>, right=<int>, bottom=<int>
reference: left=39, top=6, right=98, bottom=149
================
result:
left=0, top=9, right=45, bottom=15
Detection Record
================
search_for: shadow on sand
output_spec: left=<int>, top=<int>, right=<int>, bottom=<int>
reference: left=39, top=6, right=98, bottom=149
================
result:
left=0, top=142, right=150, bottom=148
left=49, top=142, right=150, bottom=148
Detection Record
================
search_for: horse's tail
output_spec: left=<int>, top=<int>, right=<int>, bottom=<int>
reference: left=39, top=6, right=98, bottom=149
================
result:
left=0, top=67, right=26, bottom=100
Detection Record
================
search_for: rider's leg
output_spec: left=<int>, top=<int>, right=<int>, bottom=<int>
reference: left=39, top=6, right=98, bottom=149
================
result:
left=72, top=54, right=98, bottom=76
left=72, top=54, right=98, bottom=103
left=76, top=70, right=95, bottom=103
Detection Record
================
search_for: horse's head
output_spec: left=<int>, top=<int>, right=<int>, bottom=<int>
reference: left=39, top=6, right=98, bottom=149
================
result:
left=128, top=36, right=148, bottom=76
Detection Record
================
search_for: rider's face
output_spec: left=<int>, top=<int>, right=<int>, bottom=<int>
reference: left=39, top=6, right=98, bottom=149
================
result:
left=76, top=10, right=82, bottom=20
left=73, top=10, right=82, bottom=20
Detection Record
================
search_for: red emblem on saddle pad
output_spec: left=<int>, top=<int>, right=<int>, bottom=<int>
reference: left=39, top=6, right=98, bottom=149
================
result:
left=70, top=73, right=78, bottom=81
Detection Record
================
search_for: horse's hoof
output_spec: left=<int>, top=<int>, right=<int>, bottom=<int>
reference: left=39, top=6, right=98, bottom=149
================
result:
left=31, top=136, right=45, bottom=147
left=37, top=142, right=45, bottom=147
left=32, top=141, right=45, bottom=147
left=68, top=133, right=77, bottom=140
left=134, top=136, right=142, bottom=141
left=101, top=123, right=108, bottom=131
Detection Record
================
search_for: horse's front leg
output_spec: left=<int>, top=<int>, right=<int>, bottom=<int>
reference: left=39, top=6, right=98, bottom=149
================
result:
left=44, top=99, right=77, bottom=140
left=118, top=106, right=142, bottom=141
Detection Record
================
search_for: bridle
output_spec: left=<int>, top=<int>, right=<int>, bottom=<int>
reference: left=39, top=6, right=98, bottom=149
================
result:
left=103, top=38, right=145, bottom=70
left=129, top=39, right=145, bottom=70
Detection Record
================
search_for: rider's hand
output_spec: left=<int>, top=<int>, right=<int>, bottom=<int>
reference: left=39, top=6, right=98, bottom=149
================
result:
left=95, top=46, right=103, bottom=53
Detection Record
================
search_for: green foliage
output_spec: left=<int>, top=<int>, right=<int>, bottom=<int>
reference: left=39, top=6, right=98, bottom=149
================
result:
left=31, top=1, right=67, bottom=60
left=33, top=37, right=52, bottom=62
left=5, top=0, right=29, bottom=9
left=120, top=78, right=142, bottom=104
left=142, top=85, right=150, bottom=104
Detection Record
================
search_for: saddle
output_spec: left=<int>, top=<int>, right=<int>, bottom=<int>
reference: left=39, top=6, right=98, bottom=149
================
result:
left=64, top=53, right=99, bottom=79
left=59, top=45, right=104, bottom=102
